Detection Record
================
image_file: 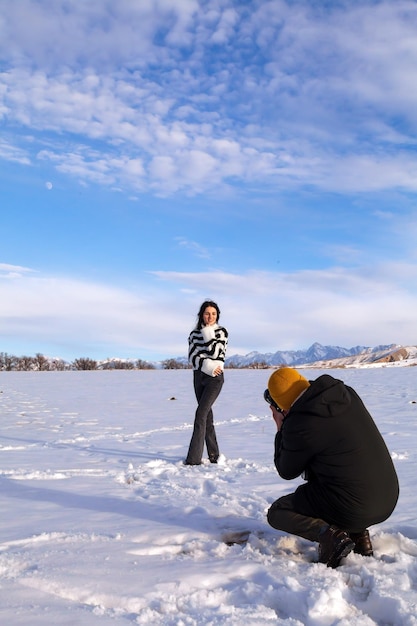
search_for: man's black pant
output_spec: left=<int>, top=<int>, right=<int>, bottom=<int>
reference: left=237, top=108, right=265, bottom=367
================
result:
left=267, top=493, right=327, bottom=542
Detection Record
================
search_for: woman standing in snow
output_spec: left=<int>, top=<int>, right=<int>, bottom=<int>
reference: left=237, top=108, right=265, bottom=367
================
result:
left=184, top=301, right=228, bottom=466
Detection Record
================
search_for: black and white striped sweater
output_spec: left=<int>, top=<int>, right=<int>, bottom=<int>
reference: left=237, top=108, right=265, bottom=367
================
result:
left=188, top=323, right=228, bottom=376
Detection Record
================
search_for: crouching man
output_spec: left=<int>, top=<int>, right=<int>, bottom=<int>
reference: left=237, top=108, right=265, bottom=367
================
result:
left=265, top=368, right=399, bottom=568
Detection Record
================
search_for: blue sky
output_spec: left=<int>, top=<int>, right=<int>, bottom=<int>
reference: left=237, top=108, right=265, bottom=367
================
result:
left=1, top=0, right=417, bottom=361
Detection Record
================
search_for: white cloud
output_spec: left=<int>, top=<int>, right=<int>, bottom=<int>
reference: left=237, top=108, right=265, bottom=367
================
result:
left=151, top=266, right=417, bottom=353
left=0, top=0, right=183, bottom=68
left=0, top=270, right=189, bottom=359
left=1, top=261, right=417, bottom=360
left=175, top=237, right=211, bottom=259
left=0, top=139, right=30, bottom=165
left=209, top=7, right=238, bottom=44
left=1, top=2, right=417, bottom=197
left=0, top=263, right=35, bottom=278
left=149, top=156, right=176, bottom=185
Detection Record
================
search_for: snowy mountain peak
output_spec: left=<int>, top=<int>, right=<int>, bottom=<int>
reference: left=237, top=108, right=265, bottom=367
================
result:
left=225, top=343, right=417, bottom=368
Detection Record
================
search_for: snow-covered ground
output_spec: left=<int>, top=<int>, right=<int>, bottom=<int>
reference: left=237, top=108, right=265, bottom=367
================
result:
left=0, top=368, right=416, bottom=625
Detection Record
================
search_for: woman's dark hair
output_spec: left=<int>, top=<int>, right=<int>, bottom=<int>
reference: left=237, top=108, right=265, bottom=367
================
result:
left=196, top=300, right=221, bottom=329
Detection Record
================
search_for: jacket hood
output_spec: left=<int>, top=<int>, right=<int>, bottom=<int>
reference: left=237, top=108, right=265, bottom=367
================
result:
left=294, top=374, right=351, bottom=417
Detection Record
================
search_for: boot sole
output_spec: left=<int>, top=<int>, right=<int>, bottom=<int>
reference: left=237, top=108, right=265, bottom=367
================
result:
left=327, top=539, right=355, bottom=568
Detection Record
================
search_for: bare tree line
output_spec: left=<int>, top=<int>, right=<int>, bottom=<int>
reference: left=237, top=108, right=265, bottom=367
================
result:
left=0, top=352, right=272, bottom=372
left=0, top=352, right=183, bottom=371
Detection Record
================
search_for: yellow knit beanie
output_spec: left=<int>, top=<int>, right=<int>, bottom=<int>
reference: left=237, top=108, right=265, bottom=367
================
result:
left=267, top=367, right=310, bottom=411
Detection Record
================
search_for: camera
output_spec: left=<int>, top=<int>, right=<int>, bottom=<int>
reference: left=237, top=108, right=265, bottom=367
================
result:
left=264, top=388, right=284, bottom=413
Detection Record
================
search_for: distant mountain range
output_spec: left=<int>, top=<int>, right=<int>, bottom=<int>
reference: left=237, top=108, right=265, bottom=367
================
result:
left=224, top=342, right=417, bottom=368
left=5, top=342, right=417, bottom=371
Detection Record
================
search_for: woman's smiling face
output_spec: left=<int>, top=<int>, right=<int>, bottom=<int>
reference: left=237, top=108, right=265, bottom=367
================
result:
left=203, top=306, right=218, bottom=326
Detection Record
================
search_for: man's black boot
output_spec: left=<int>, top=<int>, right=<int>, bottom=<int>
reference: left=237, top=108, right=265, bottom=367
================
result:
left=350, top=530, right=373, bottom=557
left=318, top=526, right=355, bottom=568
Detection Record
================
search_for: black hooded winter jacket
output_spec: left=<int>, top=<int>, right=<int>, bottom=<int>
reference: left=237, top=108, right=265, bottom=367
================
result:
left=274, top=374, right=399, bottom=532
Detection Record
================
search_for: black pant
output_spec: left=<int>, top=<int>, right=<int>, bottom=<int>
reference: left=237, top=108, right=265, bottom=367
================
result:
left=185, top=370, right=223, bottom=465
left=267, top=493, right=371, bottom=542
left=267, top=493, right=327, bottom=542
